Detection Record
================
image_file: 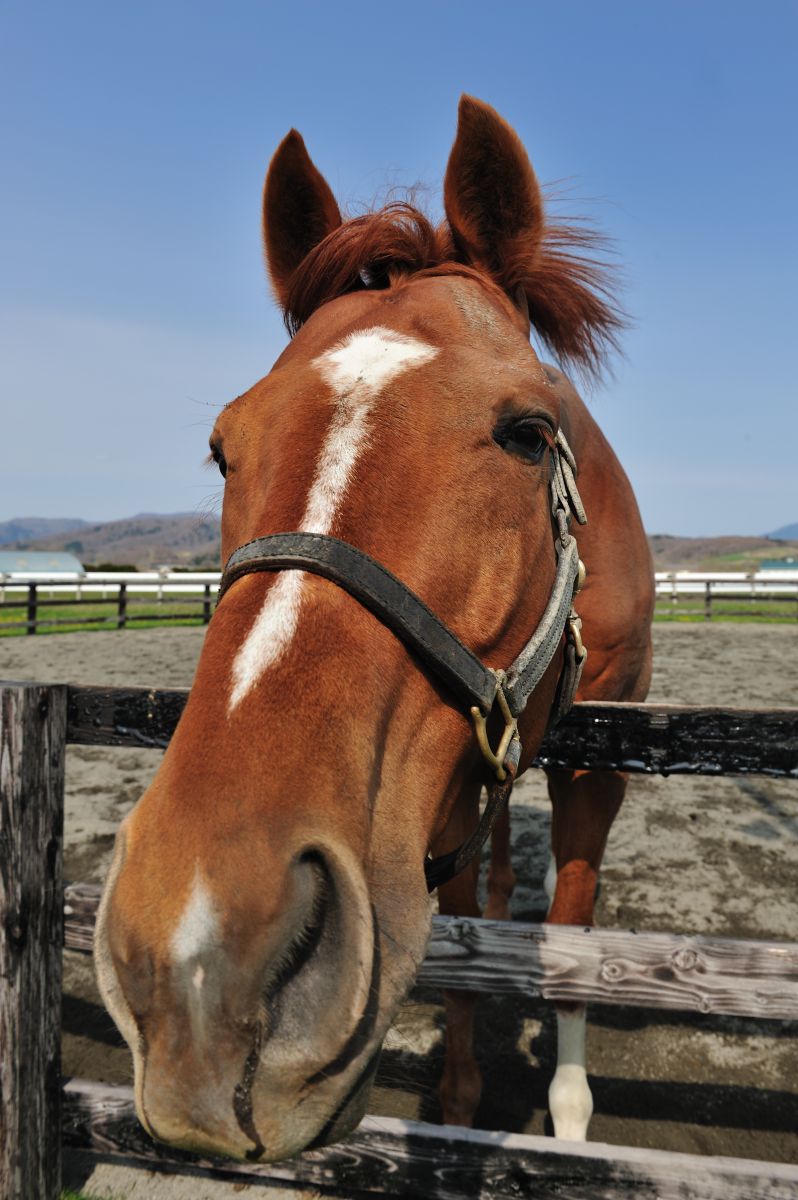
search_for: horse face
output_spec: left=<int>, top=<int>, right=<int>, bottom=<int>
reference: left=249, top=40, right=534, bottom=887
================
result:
left=96, top=96, right=618, bottom=1161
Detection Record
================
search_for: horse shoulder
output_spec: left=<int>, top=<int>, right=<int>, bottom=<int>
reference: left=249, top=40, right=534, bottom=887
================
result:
left=545, top=365, right=654, bottom=702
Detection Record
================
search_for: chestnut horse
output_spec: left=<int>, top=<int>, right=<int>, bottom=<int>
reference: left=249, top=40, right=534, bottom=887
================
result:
left=96, top=96, right=653, bottom=1161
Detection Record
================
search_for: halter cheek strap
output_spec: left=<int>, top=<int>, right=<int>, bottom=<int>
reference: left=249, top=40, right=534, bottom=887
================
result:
left=217, top=432, right=587, bottom=891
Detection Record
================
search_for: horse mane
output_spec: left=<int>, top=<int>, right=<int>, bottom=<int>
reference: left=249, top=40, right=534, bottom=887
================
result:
left=281, top=200, right=624, bottom=379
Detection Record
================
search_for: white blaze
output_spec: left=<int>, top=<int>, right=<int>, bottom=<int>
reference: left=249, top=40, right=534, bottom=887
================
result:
left=228, top=327, right=437, bottom=710
left=170, top=873, right=220, bottom=963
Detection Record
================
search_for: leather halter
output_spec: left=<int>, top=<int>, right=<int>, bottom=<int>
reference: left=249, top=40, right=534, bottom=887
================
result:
left=217, top=431, right=587, bottom=891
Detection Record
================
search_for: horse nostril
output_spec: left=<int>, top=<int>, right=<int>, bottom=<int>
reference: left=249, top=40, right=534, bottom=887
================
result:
left=257, top=841, right=380, bottom=1068
left=262, top=849, right=332, bottom=1008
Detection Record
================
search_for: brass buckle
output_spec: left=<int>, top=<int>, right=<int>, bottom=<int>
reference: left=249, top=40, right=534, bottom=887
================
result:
left=470, top=671, right=518, bottom=782
left=567, top=610, right=587, bottom=662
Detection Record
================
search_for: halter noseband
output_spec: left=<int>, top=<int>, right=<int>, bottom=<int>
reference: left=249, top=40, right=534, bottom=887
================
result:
left=217, top=431, right=587, bottom=891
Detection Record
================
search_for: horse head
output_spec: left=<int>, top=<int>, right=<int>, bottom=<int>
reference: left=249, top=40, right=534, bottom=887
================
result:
left=95, top=96, right=621, bottom=1160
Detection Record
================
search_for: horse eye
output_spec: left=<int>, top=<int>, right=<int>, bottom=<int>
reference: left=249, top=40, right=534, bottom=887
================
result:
left=209, top=445, right=228, bottom=478
left=493, top=418, right=551, bottom=464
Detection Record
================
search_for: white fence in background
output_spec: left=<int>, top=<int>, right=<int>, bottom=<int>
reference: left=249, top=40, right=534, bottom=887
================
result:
left=1, top=569, right=798, bottom=600
left=655, top=570, right=798, bottom=597
left=0, top=570, right=219, bottom=601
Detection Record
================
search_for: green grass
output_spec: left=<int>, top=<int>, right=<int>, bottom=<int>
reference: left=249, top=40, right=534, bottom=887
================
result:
left=1, top=593, right=795, bottom=637
left=0, top=593, right=210, bottom=637
left=62, top=1191, right=114, bottom=1200
left=654, top=596, right=797, bottom=623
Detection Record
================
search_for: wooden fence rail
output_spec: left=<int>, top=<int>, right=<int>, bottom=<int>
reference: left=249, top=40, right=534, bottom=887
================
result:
left=61, top=1079, right=798, bottom=1200
left=2, top=679, right=798, bottom=1198
left=63, top=683, right=798, bottom=776
left=64, top=882, right=798, bottom=1019
left=654, top=580, right=798, bottom=621
left=0, top=582, right=216, bottom=633
left=3, top=571, right=798, bottom=634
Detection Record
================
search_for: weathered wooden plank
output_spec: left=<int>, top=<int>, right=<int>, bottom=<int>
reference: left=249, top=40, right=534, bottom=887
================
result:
left=63, top=885, right=798, bottom=1020
left=536, top=701, right=798, bottom=778
left=0, top=683, right=67, bottom=1200
left=63, top=880, right=97, bottom=954
left=61, top=1078, right=798, bottom=1200
left=422, top=915, right=798, bottom=1019
left=65, top=684, right=188, bottom=749
left=58, top=684, right=798, bottom=775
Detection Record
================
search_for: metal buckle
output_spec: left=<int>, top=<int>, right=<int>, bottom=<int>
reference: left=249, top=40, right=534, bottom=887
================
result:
left=569, top=560, right=587, bottom=661
left=470, top=670, right=518, bottom=782
left=567, top=610, right=587, bottom=662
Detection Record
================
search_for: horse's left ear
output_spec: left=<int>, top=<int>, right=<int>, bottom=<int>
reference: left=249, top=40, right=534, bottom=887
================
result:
left=443, top=95, right=542, bottom=317
left=444, top=96, right=623, bottom=375
left=263, top=130, right=342, bottom=307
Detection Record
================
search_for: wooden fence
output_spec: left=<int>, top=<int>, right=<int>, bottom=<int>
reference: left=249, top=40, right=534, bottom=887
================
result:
left=655, top=579, right=798, bottom=621
left=1, top=679, right=797, bottom=1198
left=0, top=577, right=216, bottom=634
left=3, top=568, right=798, bottom=633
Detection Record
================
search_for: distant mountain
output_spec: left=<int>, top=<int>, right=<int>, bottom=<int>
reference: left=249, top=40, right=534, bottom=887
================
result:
left=766, top=522, right=798, bottom=540
left=0, top=517, right=88, bottom=545
left=8, top=513, right=221, bottom=569
left=649, top=534, right=798, bottom=571
left=7, top=515, right=798, bottom=573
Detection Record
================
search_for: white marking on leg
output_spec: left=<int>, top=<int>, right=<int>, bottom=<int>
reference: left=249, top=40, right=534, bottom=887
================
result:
left=229, top=327, right=437, bottom=710
left=548, top=1007, right=593, bottom=1140
left=171, top=872, right=220, bottom=963
left=544, top=852, right=557, bottom=911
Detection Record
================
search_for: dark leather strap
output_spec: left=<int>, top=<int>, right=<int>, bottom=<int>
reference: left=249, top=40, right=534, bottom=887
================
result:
left=219, top=532, right=499, bottom=712
left=424, top=740, right=519, bottom=890
left=217, top=436, right=587, bottom=893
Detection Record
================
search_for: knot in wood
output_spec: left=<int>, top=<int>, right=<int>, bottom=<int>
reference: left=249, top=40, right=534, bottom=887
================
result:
left=672, top=947, right=699, bottom=972
left=600, top=960, right=624, bottom=982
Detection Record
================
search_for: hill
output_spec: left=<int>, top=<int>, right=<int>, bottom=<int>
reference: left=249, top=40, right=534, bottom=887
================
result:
left=6, top=514, right=798, bottom=573
left=767, top=522, right=798, bottom=540
left=8, top=513, right=221, bottom=569
left=648, top=534, right=798, bottom=572
left=0, top=516, right=88, bottom=545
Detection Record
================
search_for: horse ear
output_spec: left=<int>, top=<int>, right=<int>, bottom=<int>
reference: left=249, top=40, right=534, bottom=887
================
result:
left=443, top=95, right=543, bottom=301
left=263, top=130, right=342, bottom=308
left=444, top=95, right=624, bottom=377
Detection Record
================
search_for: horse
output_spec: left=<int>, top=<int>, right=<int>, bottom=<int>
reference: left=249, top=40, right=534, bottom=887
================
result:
left=95, top=95, right=654, bottom=1162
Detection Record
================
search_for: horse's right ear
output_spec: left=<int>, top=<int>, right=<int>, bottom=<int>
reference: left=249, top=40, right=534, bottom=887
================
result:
left=263, top=130, right=342, bottom=308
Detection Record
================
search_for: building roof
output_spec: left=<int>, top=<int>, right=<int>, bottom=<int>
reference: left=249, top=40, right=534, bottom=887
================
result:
left=0, top=550, right=85, bottom=574
left=761, top=557, right=798, bottom=570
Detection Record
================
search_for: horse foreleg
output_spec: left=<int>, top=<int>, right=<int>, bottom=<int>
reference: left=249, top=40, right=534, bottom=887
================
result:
left=432, top=787, right=482, bottom=1126
left=544, top=767, right=626, bottom=1141
left=484, top=802, right=515, bottom=920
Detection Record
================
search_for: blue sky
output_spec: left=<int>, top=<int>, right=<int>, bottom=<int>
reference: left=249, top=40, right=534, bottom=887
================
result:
left=2, top=1, right=796, bottom=535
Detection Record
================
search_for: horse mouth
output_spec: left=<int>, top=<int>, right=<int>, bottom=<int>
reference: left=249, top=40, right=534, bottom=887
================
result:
left=231, top=889, right=383, bottom=1161
left=304, top=1048, right=382, bottom=1152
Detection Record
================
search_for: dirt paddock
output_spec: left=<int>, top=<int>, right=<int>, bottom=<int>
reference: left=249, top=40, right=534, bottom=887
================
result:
left=1, top=622, right=796, bottom=1192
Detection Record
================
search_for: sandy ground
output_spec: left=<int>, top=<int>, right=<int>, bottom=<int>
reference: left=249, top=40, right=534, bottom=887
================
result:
left=1, top=623, right=797, bottom=1196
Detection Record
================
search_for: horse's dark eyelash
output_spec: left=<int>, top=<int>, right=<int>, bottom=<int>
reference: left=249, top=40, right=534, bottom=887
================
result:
left=493, top=413, right=554, bottom=444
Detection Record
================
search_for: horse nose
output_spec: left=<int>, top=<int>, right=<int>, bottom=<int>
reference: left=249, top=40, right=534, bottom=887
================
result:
left=103, top=839, right=379, bottom=1159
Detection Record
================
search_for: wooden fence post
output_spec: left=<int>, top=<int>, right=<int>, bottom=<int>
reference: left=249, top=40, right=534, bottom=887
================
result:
left=26, top=584, right=37, bottom=635
left=116, top=582, right=127, bottom=630
left=202, top=583, right=212, bottom=625
left=704, top=580, right=712, bottom=620
left=0, top=682, right=67, bottom=1200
